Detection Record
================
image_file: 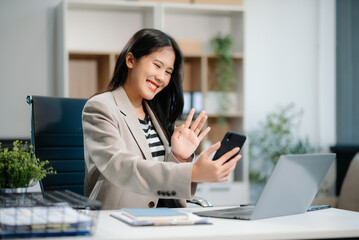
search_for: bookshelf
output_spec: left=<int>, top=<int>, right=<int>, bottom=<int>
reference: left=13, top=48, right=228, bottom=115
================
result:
left=57, top=0, right=247, bottom=204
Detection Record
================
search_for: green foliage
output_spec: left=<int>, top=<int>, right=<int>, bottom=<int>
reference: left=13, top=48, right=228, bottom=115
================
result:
left=210, top=34, right=236, bottom=92
left=0, top=141, right=55, bottom=188
left=248, top=103, right=317, bottom=184
left=210, top=34, right=237, bottom=128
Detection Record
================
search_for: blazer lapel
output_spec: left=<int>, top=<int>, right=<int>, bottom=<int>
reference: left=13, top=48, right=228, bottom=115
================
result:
left=112, top=87, right=153, bottom=161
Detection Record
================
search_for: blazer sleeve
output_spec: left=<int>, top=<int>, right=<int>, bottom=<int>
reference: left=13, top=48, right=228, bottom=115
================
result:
left=82, top=96, right=195, bottom=200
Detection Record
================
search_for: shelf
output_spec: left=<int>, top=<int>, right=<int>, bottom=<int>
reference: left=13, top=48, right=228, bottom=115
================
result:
left=67, top=0, right=156, bottom=12
left=68, top=50, right=114, bottom=55
left=207, top=113, right=244, bottom=118
left=206, top=53, right=244, bottom=59
left=162, top=2, right=244, bottom=15
left=162, top=3, right=244, bottom=53
left=66, top=0, right=157, bottom=53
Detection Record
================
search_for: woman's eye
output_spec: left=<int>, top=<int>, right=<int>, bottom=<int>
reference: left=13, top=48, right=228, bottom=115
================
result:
left=166, top=71, right=172, bottom=75
left=154, top=63, right=160, bottom=68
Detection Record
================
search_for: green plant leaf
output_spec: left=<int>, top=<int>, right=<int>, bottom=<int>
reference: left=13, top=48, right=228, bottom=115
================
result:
left=0, top=140, right=56, bottom=188
left=248, top=103, right=318, bottom=184
left=210, top=34, right=237, bottom=126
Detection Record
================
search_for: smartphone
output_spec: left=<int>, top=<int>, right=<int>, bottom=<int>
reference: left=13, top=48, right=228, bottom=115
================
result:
left=212, top=131, right=247, bottom=162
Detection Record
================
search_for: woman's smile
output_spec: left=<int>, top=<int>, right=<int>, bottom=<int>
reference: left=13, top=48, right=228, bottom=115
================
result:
left=146, top=79, right=159, bottom=92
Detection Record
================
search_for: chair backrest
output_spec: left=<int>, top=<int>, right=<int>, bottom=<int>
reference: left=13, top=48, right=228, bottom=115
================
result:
left=26, top=95, right=87, bottom=195
left=338, top=153, right=359, bottom=212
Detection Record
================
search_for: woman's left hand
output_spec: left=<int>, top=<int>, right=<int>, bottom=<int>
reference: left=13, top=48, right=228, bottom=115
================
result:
left=171, top=109, right=210, bottom=162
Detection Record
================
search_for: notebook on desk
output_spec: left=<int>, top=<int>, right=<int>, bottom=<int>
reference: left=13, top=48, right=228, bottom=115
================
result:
left=111, top=207, right=211, bottom=226
left=195, top=153, right=335, bottom=220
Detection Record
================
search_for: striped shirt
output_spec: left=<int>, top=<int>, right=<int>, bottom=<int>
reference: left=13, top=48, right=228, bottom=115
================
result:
left=139, top=115, right=165, bottom=162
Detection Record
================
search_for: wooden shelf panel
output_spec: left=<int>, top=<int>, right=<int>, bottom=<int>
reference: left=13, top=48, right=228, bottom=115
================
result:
left=162, top=2, right=244, bottom=15
left=207, top=113, right=243, bottom=118
left=69, top=53, right=115, bottom=98
left=183, top=57, right=202, bottom=92
left=68, top=0, right=156, bottom=11
left=206, top=117, right=243, bottom=144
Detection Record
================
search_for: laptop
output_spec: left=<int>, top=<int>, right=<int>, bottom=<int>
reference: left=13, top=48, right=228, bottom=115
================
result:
left=194, top=153, right=335, bottom=220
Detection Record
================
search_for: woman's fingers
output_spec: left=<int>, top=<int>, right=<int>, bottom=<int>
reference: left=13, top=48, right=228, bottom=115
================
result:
left=198, top=126, right=211, bottom=141
left=218, top=155, right=240, bottom=181
left=193, top=143, right=240, bottom=183
left=217, top=147, right=240, bottom=165
left=183, top=109, right=209, bottom=138
left=190, top=110, right=206, bottom=133
left=204, top=142, right=221, bottom=156
left=222, top=156, right=240, bottom=173
left=185, top=108, right=195, bottom=128
left=195, top=114, right=207, bottom=135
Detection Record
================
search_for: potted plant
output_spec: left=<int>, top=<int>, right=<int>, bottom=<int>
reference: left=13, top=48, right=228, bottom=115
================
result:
left=0, top=140, right=55, bottom=192
left=248, top=103, right=317, bottom=202
left=210, top=34, right=237, bottom=127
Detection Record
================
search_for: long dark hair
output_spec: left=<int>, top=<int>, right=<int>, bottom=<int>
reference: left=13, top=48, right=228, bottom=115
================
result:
left=108, top=28, right=184, bottom=142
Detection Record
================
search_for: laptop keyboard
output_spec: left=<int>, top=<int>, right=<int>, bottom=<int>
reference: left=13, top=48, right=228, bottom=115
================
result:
left=194, top=206, right=254, bottom=220
left=218, top=207, right=253, bottom=219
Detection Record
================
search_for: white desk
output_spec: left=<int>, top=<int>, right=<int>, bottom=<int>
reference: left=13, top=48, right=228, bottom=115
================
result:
left=37, top=207, right=359, bottom=240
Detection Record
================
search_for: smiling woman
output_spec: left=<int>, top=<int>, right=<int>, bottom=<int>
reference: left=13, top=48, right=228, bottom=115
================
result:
left=82, top=28, right=241, bottom=210
left=123, top=47, right=175, bottom=119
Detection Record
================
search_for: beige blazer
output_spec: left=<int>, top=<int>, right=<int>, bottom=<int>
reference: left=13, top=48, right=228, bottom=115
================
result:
left=82, top=87, right=197, bottom=210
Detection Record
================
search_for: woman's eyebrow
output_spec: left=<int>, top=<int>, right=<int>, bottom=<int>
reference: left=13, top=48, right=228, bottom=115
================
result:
left=154, top=59, right=174, bottom=71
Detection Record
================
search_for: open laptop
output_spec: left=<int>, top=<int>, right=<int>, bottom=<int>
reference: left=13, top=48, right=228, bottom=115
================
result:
left=195, top=153, right=335, bottom=220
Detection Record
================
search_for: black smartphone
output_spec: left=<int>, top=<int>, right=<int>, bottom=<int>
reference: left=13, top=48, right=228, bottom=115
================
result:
left=212, top=131, right=246, bottom=162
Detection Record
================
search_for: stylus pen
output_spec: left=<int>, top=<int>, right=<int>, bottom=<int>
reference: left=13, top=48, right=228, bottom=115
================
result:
left=307, top=205, right=331, bottom=211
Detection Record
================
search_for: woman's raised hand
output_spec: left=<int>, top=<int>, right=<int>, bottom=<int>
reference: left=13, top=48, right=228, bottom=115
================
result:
left=191, top=142, right=241, bottom=183
left=171, top=108, right=210, bottom=162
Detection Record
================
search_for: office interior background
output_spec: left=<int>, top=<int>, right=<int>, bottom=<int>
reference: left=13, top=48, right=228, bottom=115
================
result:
left=0, top=0, right=358, bottom=206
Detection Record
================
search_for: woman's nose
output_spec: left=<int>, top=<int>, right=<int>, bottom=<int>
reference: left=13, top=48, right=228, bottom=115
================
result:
left=155, top=71, right=165, bottom=82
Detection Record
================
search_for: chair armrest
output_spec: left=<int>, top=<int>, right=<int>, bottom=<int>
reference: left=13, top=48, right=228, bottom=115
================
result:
left=187, top=196, right=213, bottom=208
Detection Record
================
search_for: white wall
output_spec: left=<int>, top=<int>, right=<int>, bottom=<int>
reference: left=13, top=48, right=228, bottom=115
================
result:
left=0, top=0, right=61, bottom=139
left=244, top=0, right=336, bottom=149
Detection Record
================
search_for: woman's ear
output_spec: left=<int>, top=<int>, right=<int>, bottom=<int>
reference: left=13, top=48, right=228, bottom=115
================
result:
left=126, top=52, right=135, bottom=69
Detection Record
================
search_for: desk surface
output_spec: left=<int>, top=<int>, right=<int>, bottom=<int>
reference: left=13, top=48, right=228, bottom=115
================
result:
left=35, top=207, right=359, bottom=240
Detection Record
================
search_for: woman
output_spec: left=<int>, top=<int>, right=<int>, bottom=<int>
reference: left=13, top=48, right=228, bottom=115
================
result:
left=82, top=28, right=241, bottom=209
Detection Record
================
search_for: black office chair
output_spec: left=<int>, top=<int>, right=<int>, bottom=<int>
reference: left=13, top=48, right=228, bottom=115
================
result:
left=27, top=95, right=87, bottom=195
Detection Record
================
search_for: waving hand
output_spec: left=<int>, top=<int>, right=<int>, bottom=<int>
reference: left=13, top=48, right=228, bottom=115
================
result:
left=171, top=109, right=210, bottom=162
